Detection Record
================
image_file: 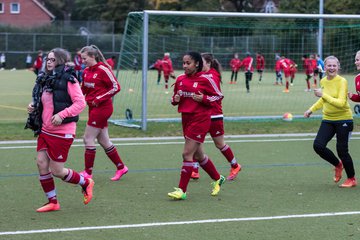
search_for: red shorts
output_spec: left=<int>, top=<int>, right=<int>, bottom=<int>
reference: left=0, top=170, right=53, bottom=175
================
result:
left=182, top=112, right=211, bottom=143
left=37, top=132, right=74, bottom=162
left=87, top=103, right=113, bottom=129
left=209, top=119, right=225, bottom=137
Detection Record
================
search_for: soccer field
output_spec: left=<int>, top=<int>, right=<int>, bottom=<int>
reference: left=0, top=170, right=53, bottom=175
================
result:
left=1, top=134, right=360, bottom=240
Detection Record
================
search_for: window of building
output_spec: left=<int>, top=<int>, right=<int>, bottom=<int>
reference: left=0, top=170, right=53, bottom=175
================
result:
left=0, top=3, right=4, bottom=13
left=10, top=2, right=20, bottom=14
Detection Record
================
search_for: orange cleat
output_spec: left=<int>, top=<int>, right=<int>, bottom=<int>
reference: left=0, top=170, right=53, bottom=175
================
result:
left=339, top=178, right=357, bottom=188
left=282, top=89, right=289, bottom=93
left=191, top=171, right=200, bottom=180
left=333, top=161, right=343, bottom=183
left=36, top=202, right=60, bottom=213
left=83, top=178, right=94, bottom=205
left=111, top=165, right=128, bottom=181
left=227, top=164, right=242, bottom=180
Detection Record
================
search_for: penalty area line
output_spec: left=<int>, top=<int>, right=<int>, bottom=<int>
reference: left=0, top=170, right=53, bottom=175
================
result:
left=1, top=211, right=360, bottom=236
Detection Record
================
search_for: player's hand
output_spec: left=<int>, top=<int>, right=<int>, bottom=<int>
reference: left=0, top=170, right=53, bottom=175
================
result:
left=27, top=102, right=34, bottom=113
left=348, top=92, right=353, bottom=99
left=192, top=91, right=204, bottom=102
left=51, top=114, right=63, bottom=126
left=173, top=94, right=180, bottom=103
left=314, top=88, right=322, bottom=97
left=304, top=109, right=312, bottom=118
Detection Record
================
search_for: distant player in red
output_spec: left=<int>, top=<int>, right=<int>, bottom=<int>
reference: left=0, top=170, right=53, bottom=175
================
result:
left=310, top=54, right=318, bottom=87
left=33, top=50, right=43, bottom=75
left=161, top=52, right=175, bottom=93
left=153, top=58, right=163, bottom=84
left=190, top=53, right=241, bottom=181
left=241, top=52, right=254, bottom=93
left=106, top=56, right=116, bottom=70
left=279, top=56, right=292, bottom=93
left=229, top=53, right=241, bottom=84
left=289, top=59, right=298, bottom=87
left=74, top=49, right=83, bottom=82
left=256, top=52, right=265, bottom=83
left=168, top=51, right=225, bottom=200
left=302, top=54, right=314, bottom=92
left=80, top=45, right=128, bottom=181
left=274, top=55, right=283, bottom=85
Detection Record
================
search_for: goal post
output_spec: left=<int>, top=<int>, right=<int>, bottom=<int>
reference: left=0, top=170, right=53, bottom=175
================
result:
left=111, top=11, right=360, bottom=130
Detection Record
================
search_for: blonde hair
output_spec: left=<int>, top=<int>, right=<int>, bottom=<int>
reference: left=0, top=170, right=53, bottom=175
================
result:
left=324, top=55, right=340, bottom=69
left=80, top=45, right=111, bottom=69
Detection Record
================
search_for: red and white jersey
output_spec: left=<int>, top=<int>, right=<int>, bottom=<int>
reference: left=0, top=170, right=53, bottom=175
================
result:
left=229, top=58, right=242, bottom=71
left=171, top=71, right=223, bottom=114
left=206, top=68, right=223, bottom=117
left=33, top=56, right=43, bottom=70
left=350, top=74, right=360, bottom=102
left=241, top=56, right=254, bottom=72
left=256, top=55, right=265, bottom=70
left=82, top=62, right=120, bottom=106
left=74, top=54, right=82, bottom=71
left=154, top=59, right=162, bottom=71
left=161, top=56, right=174, bottom=74
left=279, top=58, right=291, bottom=71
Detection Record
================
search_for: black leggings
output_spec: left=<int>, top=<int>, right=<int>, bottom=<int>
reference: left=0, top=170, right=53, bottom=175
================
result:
left=313, top=120, right=354, bottom=178
left=231, top=71, right=238, bottom=82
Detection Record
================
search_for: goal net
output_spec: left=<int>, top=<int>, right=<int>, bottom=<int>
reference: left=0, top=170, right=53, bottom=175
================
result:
left=111, top=11, right=360, bottom=130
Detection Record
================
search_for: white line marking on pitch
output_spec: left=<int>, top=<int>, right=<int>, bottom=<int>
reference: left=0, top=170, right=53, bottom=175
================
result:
left=1, top=211, right=360, bottom=236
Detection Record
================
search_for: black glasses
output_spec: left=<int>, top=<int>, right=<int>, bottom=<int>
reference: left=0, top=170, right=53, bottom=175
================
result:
left=47, top=58, right=56, bottom=63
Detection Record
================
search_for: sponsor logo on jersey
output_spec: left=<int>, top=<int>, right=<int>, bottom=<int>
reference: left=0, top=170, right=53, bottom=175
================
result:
left=84, top=82, right=95, bottom=88
left=178, top=90, right=194, bottom=98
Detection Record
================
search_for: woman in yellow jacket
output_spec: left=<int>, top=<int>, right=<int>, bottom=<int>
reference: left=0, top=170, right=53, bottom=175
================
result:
left=304, top=55, right=356, bottom=188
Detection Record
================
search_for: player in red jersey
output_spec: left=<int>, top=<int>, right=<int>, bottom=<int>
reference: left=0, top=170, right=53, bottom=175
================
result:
left=349, top=50, right=360, bottom=103
left=241, top=52, right=254, bottom=93
left=190, top=53, right=241, bottom=181
left=302, top=54, right=314, bottom=92
left=106, top=56, right=116, bottom=70
left=161, top=52, right=175, bottom=93
left=27, top=48, right=93, bottom=212
left=279, top=56, right=293, bottom=93
left=289, top=59, right=298, bottom=87
left=33, top=50, right=43, bottom=75
left=150, top=58, right=163, bottom=85
left=73, top=49, right=83, bottom=82
left=80, top=45, right=128, bottom=181
left=168, top=51, right=225, bottom=200
left=256, top=52, right=265, bottom=83
left=310, top=54, right=318, bottom=87
left=274, top=55, right=283, bottom=85
left=229, top=53, right=242, bottom=84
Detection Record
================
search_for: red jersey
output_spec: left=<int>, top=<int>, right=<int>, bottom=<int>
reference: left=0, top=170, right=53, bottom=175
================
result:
left=303, top=58, right=314, bottom=75
left=241, top=56, right=254, bottom=72
left=154, top=59, right=162, bottom=71
left=171, top=71, right=223, bottom=114
left=161, top=56, right=173, bottom=74
left=275, top=59, right=282, bottom=72
left=350, top=74, right=360, bottom=102
left=106, top=58, right=115, bottom=70
left=256, top=55, right=265, bottom=70
left=204, top=68, right=223, bottom=116
left=82, top=62, right=120, bottom=106
left=33, top=56, right=43, bottom=70
left=311, top=59, right=317, bottom=70
left=74, top=54, right=82, bottom=71
left=279, top=58, right=291, bottom=71
left=230, top=58, right=241, bottom=71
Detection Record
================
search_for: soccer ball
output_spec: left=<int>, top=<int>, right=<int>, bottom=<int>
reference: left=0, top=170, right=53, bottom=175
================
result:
left=282, top=112, right=293, bottom=121
left=128, top=88, right=134, bottom=93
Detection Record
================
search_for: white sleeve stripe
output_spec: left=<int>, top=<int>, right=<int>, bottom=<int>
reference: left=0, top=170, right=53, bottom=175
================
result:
left=201, top=74, right=223, bottom=97
left=96, top=65, right=119, bottom=100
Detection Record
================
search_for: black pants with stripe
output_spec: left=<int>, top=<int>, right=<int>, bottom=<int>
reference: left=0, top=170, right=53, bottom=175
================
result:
left=313, top=120, right=355, bottom=178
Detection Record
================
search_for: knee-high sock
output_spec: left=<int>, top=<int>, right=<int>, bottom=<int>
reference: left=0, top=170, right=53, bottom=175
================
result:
left=39, top=172, right=57, bottom=204
left=200, top=155, right=221, bottom=180
left=84, top=146, right=96, bottom=174
left=105, top=145, right=124, bottom=170
left=178, top=161, right=193, bottom=192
